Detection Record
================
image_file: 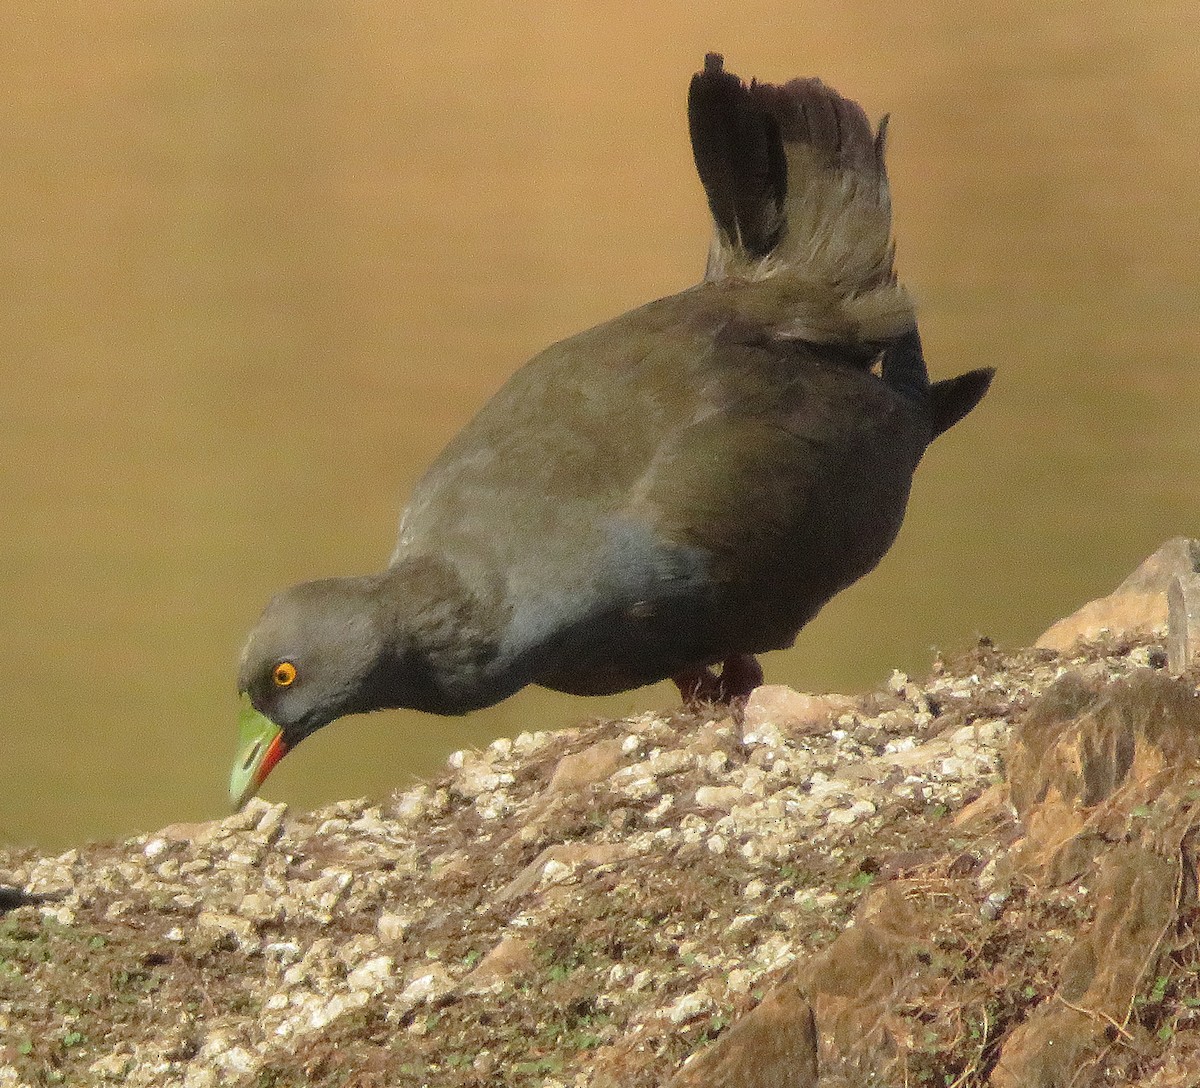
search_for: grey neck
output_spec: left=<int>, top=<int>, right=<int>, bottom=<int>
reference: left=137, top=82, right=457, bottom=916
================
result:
left=366, top=554, right=523, bottom=715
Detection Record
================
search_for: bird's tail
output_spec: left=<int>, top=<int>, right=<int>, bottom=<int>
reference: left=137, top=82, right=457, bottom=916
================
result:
left=688, top=54, right=911, bottom=344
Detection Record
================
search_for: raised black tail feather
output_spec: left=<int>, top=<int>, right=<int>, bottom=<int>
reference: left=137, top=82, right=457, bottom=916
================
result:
left=687, top=52, right=895, bottom=295
left=687, top=53, right=787, bottom=259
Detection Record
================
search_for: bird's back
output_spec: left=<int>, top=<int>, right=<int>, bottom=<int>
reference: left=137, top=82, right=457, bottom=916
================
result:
left=393, top=291, right=927, bottom=693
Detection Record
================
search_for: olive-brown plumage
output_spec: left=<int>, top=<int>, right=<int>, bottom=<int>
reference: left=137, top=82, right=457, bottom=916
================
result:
left=231, top=53, right=993, bottom=807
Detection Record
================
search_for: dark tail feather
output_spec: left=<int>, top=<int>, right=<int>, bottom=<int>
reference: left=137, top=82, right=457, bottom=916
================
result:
left=882, top=328, right=993, bottom=438
left=687, top=53, right=897, bottom=299
left=930, top=368, right=995, bottom=439
left=881, top=327, right=931, bottom=403
left=687, top=53, right=788, bottom=259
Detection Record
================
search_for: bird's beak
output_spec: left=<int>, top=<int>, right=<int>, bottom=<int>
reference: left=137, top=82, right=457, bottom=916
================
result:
left=229, top=694, right=289, bottom=810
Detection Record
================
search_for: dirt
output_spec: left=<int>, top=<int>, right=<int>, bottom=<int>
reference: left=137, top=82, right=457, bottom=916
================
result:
left=2, top=633, right=1199, bottom=1087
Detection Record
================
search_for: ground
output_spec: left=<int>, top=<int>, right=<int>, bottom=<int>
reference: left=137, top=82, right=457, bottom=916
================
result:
left=2, top=633, right=1199, bottom=1087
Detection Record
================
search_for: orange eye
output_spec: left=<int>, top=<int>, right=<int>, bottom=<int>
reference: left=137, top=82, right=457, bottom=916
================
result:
left=273, top=661, right=297, bottom=687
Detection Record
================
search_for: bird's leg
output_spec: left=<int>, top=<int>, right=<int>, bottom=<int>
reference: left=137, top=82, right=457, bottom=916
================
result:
left=673, top=654, right=763, bottom=705
left=673, top=665, right=724, bottom=705
left=717, top=653, right=763, bottom=700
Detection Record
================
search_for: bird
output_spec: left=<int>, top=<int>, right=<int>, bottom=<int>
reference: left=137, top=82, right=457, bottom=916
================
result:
left=230, top=53, right=993, bottom=809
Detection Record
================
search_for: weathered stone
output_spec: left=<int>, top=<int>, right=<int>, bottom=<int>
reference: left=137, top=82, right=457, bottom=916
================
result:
left=396, top=964, right=454, bottom=1014
left=797, top=884, right=928, bottom=1072
left=238, top=892, right=279, bottom=922
left=1009, top=671, right=1200, bottom=885
left=991, top=845, right=1180, bottom=1088
left=742, top=685, right=855, bottom=737
left=1036, top=537, right=1199, bottom=650
left=460, top=936, right=535, bottom=992
left=987, top=669, right=1200, bottom=1084
left=693, top=785, right=743, bottom=812
left=667, top=988, right=713, bottom=1023
left=496, top=842, right=628, bottom=902
left=377, top=911, right=411, bottom=943
left=547, top=739, right=626, bottom=794
left=449, top=755, right=512, bottom=800
left=196, top=910, right=258, bottom=951
left=1168, top=572, right=1200, bottom=675
left=1010, top=672, right=1200, bottom=821
left=688, top=718, right=738, bottom=757
left=7, top=625, right=1193, bottom=1087
left=346, top=955, right=394, bottom=994
left=668, top=977, right=817, bottom=1088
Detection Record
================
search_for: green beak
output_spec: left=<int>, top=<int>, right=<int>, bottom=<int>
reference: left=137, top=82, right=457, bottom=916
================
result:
left=230, top=694, right=288, bottom=810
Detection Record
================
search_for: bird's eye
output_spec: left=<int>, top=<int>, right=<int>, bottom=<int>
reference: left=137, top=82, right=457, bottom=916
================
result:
left=273, top=661, right=297, bottom=687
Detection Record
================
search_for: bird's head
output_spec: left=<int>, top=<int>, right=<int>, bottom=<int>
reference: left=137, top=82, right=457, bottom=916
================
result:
left=230, top=576, right=391, bottom=809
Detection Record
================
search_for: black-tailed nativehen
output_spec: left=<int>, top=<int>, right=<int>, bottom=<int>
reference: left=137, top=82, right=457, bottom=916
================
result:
left=231, top=54, right=993, bottom=807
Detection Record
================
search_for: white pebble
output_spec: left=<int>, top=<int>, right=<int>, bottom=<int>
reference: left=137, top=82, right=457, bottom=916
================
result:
left=668, top=989, right=713, bottom=1023
left=347, top=955, right=393, bottom=993
left=646, top=794, right=673, bottom=822
left=888, top=669, right=909, bottom=695
left=726, top=968, right=754, bottom=994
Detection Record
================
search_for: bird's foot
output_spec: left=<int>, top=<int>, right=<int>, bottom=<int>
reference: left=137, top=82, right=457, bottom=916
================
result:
left=673, top=653, right=763, bottom=706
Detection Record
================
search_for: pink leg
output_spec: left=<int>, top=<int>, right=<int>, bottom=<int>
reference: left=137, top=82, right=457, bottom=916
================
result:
left=718, top=653, right=764, bottom=700
left=673, top=665, right=723, bottom=704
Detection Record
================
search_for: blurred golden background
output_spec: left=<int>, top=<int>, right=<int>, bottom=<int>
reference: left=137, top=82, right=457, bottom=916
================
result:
left=1, top=1, right=1197, bottom=847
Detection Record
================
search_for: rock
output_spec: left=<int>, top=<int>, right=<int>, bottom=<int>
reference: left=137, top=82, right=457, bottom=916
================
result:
left=377, top=911, right=411, bottom=943
left=196, top=910, right=258, bottom=951
left=460, top=936, right=535, bottom=992
left=1008, top=670, right=1200, bottom=882
left=1168, top=572, right=1200, bottom=675
left=396, top=964, right=454, bottom=1014
left=87, top=1048, right=134, bottom=1080
left=547, top=739, right=626, bottom=794
left=991, top=670, right=1200, bottom=1083
left=237, top=893, right=279, bottom=922
left=496, top=842, right=627, bottom=902
left=797, top=884, right=929, bottom=1072
left=826, top=799, right=876, bottom=826
left=688, top=718, right=738, bottom=757
left=7, top=627, right=1193, bottom=1087
left=448, top=751, right=512, bottom=800
left=1036, top=537, right=1199, bottom=651
left=950, top=782, right=1010, bottom=829
left=210, top=1044, right=257, bottom=1076
left=667, top=988, right=714, bottom=1023
left=742, top=685, right=855, bottom=737
left=307, top=989, right=371, bottom=1031
left=694, top=785, right=743, bottom=812
left=346, top=955, right=393, bottom=995
left=991, top=844, right=1179, bottom=1088
left=668, top=977, right=818, bottom=1087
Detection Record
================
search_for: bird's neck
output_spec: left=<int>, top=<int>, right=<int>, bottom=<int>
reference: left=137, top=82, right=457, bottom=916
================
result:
left=367, top=554, right=521, bottom=715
